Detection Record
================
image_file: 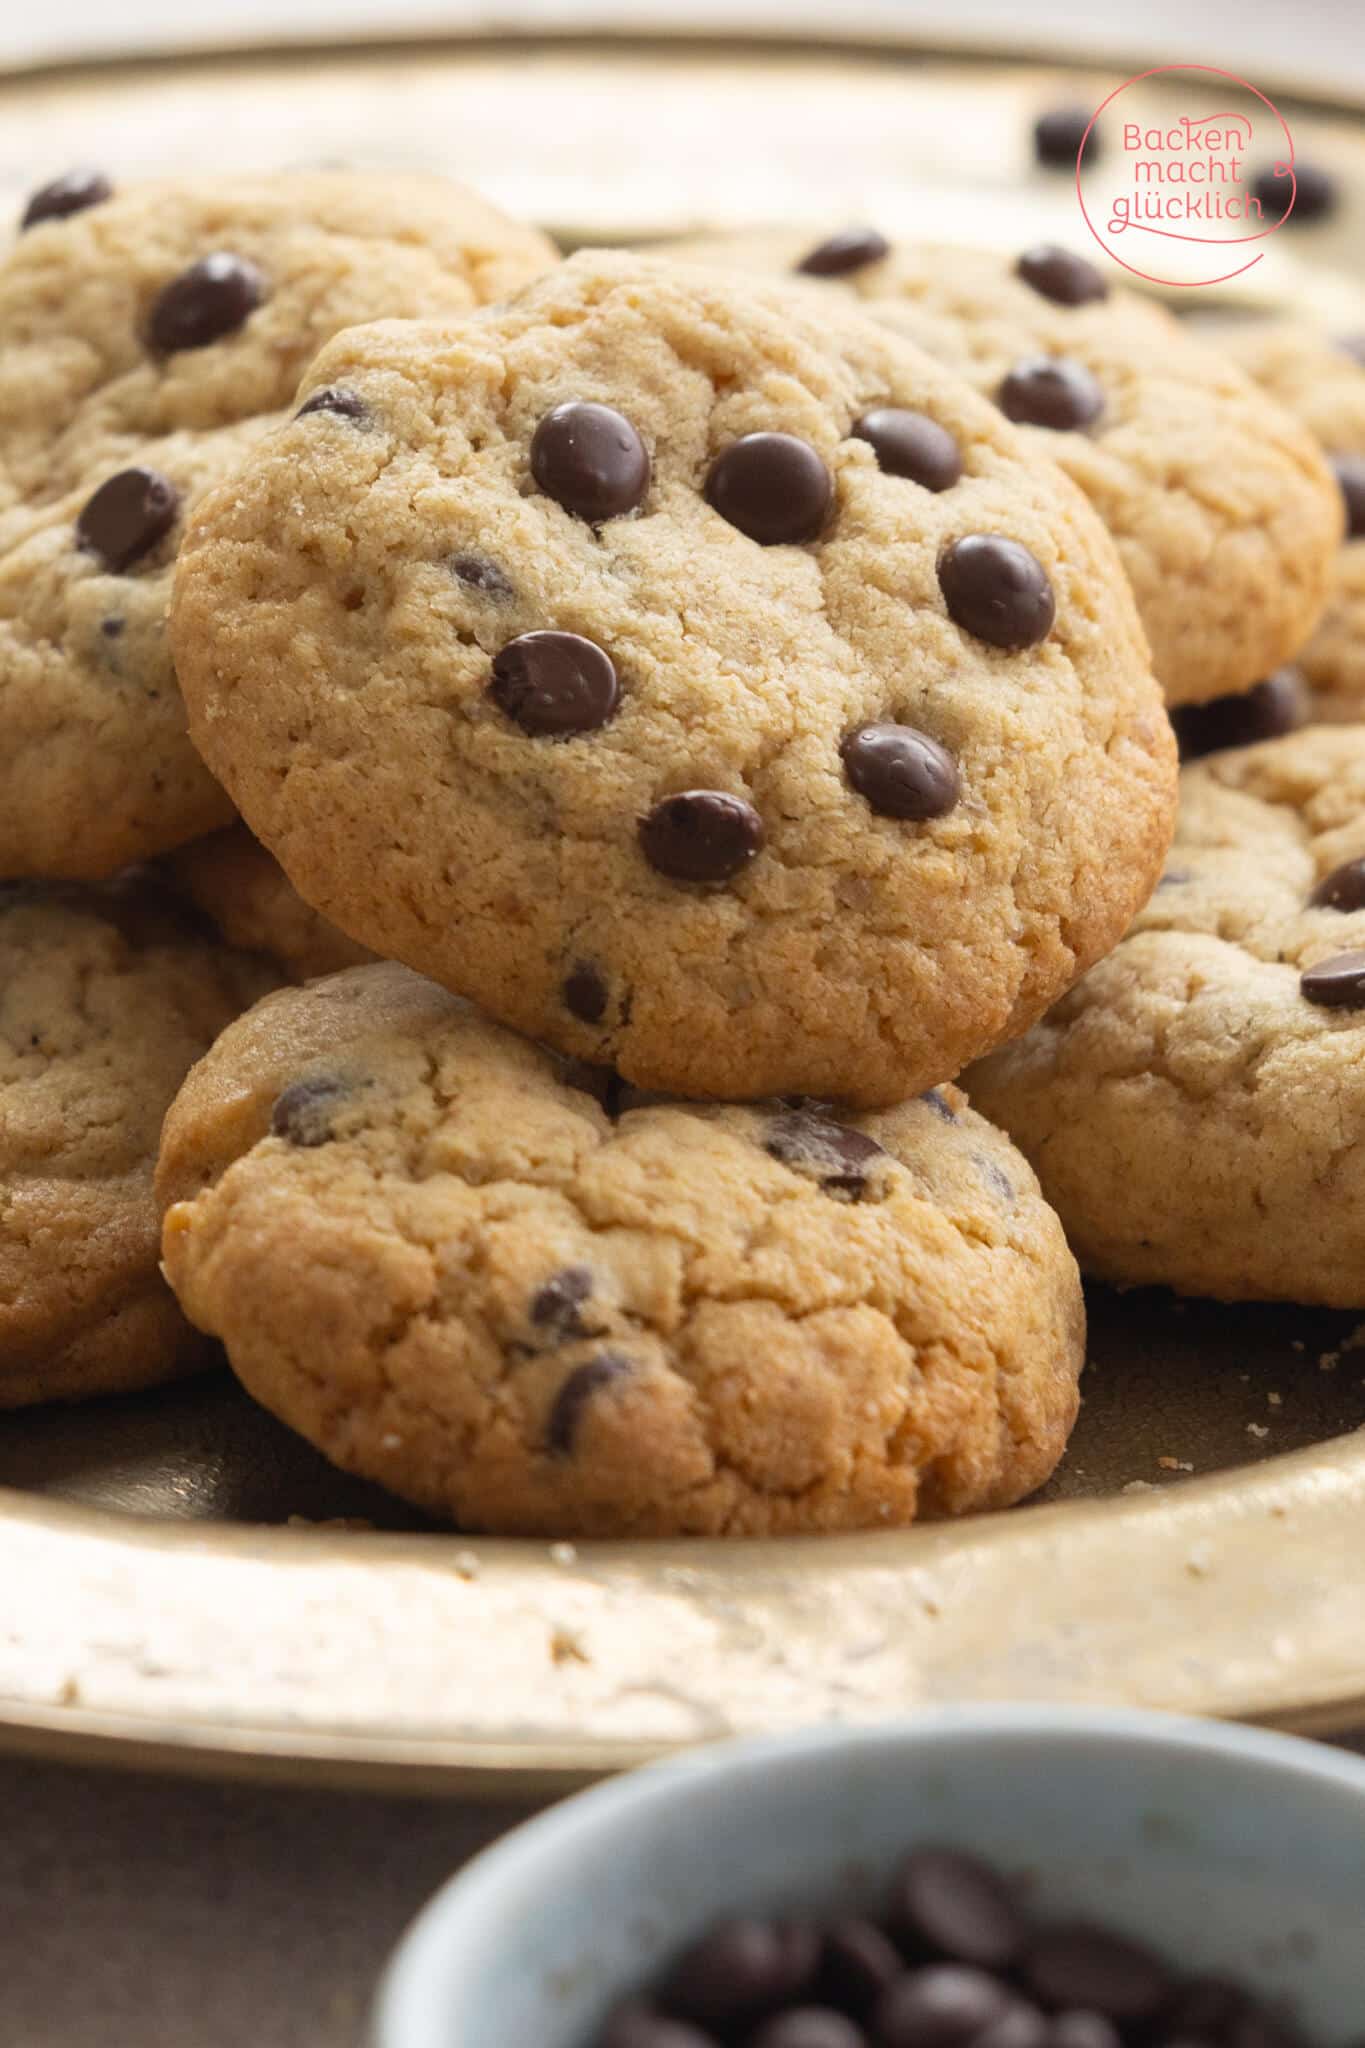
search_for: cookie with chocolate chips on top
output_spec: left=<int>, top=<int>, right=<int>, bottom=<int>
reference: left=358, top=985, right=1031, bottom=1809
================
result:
left=664, top=229, right=1343, bottom=708
left=171, top=250, right=1174, bottom=1106
left=968, top=724, right=1365, bottom=1304
left=156, top=963, right=1085, bottom=1537
left=0, top=169, right=556, bottom=878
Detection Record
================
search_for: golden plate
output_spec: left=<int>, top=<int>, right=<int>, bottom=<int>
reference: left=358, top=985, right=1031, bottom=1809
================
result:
left=3, top=25, right=1365, bottom=1794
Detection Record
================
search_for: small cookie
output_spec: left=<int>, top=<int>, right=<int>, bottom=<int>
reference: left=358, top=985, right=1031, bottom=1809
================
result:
left=157, top=963, right=1085, bottom=1536
left=0, top=169, right=556, bottom=878
left=666, top=230, right=1343, bottom=708
left=967, top=726, right=1365, bottom=1304
left=1217, top=321, right=1365, bottom=724
left=164, top=826, right=374, bottom=982
left=171, top=250, right=1175, bottom=1106
left=0, top=876, right=276, bottom=1405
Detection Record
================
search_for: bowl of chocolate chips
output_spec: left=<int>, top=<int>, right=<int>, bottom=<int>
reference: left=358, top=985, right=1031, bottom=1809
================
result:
left=373, top=1707, right=1365, bottom=2048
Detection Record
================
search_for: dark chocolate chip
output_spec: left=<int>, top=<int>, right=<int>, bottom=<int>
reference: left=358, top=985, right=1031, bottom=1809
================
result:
left=765, top=1110, right=889, bottom=1201
left=21, top=166, right=113, bottom=230
left=818, top=1920, right=905, bottom=2020
left=76, top=468, right=180, bottom=573
left=1331, top=454, right=1365, bottom=540
left=1169, top=668, right=1308, bottom=759
left=891, top=1849, right=1025, bottom=1970
left=976, top=1156, right=1014, bottom=1204
left=1310, top=857, right=1365, bottom=911
left=148, top=252, right=265, bottom=352
left=998, top=357, right=1105, bottom=432
left=269, top=1076, right=348, bottom=1147
left=564, top=961, right=609, bottom=1023
left=921, top=1089, right=956, bottom=1121
left=852, top=410, right=962, bottom=491
left=1250, top=161, right=1336, bottom=224
left=1033, top=106, right=1099, bottom=168
left=296, top=386, right=369, bottom=423
left=662, top=1919, right=819, bottom=2030
left=842, top=723, right=961, bottom=821
left=750, top=2011, right=867, bottom=2048
left=1300, top=948, right=1365, bottom=1009
left=545, top=1351, right=632, bottom=1455
left=640, top=791, right=765, bottom=883
left=1156, top=869, right=1192, bottom=889
left=1015, top=244, right=1108, bottom=307
left=601, top=2004, right=720, bottom=2048
left=938, top=535, right=1055, bottom=649
left=876, top=1964, right=1016, bottom=2048
left=489, top=631, right=620, bottom=737
left=530, top=401, right=650, bottom=523
left=795, top=226, right=890, bottom=277
left=1042, top=2018, right=1120, bottom=2048
left=530, top=1266, right=594, bottom=1340
left=100, top=615, right=126, bottom=639
left=705, top=434, right=833, bottom=545
left=451, top=553, right=515, bottom=600
left=1023, top=1925, right=1172, bottom=2022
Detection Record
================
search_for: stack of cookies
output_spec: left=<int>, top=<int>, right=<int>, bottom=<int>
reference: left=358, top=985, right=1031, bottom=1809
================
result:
left=2, top=163, right=1357, bottom=1537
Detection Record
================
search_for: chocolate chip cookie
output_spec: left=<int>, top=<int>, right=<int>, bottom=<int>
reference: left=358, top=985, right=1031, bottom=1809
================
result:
left=666, top=230, right=1343, bottom=708
left=171, top=250, right=1175, bottom=1106
left=1217, top=321, right=1365, bottom=724
left=0, top=169, right=555, bottom=878
left=967, top=725, right=1365, bottom=1304
left=157, top=962, right=1084, bottom=1535
left=165, top=826, right=374, bottom=982
left=0, top=876, right=276, bottom=1405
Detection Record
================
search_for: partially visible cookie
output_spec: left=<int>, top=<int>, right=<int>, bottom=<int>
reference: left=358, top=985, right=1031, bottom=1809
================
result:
left=157, top=963, right=1084, bottom=1536
left=0, top=170, right=556, bottom=878
left=1218, top=321, right=1365, bottom=724
left=0, top=876, right=277, bottom=1405
left=171, top=249, right=1175, bottom=1107
left=665, top=229, right=1342, bottom=708
left=165, top=826, right=374, bottom=982
left=967, top=726, right=1365, bottom=1304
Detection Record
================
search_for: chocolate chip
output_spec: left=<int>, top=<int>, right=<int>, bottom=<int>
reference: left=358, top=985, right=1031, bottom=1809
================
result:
left=891, top=1849, right=1025, bottom=1971
left=705, top=434, right=833, bottom=545
left=269, top=1076, right=348, bottom=1147
left=1033, top=106, right=1099, bottom=167
left=998, top=357, right=1105, bottom=432
left=1331, top=454, right=1365, bottom=540
left=938, top=536, right=1055, bottom=649
left=1015, top=245, right=1109, bottom=307
left=21, top=166, right=113, bottom=230
left=545, top=1351, right=632, bottom=1455
left=842, top=724, right=961, bottom=822
left=1023, top=1926, right=1172, bottom=2021
left=148, top=252, right=265, bottom=352
left=1157, top=869, right=1191, bottom=889
left=640, top=791, right=765, bottom=883
left=100, top=615, right=125, bottom=640
left=76, top=468, right=180, bottom=573
left=765, top=1110, right=890, bottom=1201
left=451, top=553, right=515, bottom=600
left=818, top=1920, right=905, bottom=2020
left=1169, top=668, right=1308, bottom=759
left=852, top=410, right=962, bottom=491
left=1339, top=334, right=1365, bottom=369
left=530, top=401, right=650, bottom=523
left=976, top=1156, right=1014, bottom=1204
left=662, top=1920, right=819, bottom=2030
left=530, top=1266, right=594, bottom=1340
left=921, top=1089, right=956, bottom=1121
left=1310, top=858, right=1365, bottom=911
left=876, top=1965, right=1016, bottom=2048
left=750, top=2012, right=867, bottom=2048
left=563, top=961, right=609, bottom=1023
left=296, top=386, right=369, bottom=423
left=1251, top=161, right=1336, bottom=224
left=489, top=631, right=620, bottom=737
left=1300, top=949, right=1365, bottom=1009
left=795, top=227, right=890, bottom=277
left=601, top=2004, right=720, bottom=2048
left=1042, top=2018, right=1119, bottom=2048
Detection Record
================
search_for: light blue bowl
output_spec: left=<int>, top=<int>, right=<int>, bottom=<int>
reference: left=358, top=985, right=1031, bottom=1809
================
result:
left=374, top=1707, right=1365, bottom=2048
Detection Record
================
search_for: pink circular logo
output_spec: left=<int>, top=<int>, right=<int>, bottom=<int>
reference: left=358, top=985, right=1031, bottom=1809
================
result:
left=1075, top=65, right=1297, bottom=289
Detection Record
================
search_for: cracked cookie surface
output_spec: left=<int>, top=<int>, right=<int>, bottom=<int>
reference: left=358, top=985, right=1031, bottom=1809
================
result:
left=157, top=962, right=1085, bottom=1536
left=0, top=875, right=277, bottom=1405
left=666, top=231, right=1342, bottom=708
left=967, top=725, right=1365, bottom=1303
left=170, top=250, right=1174, bottom=1106
left=0, top=170, right=556, bottom=878
left=164, top=825, right=375, bottom=982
